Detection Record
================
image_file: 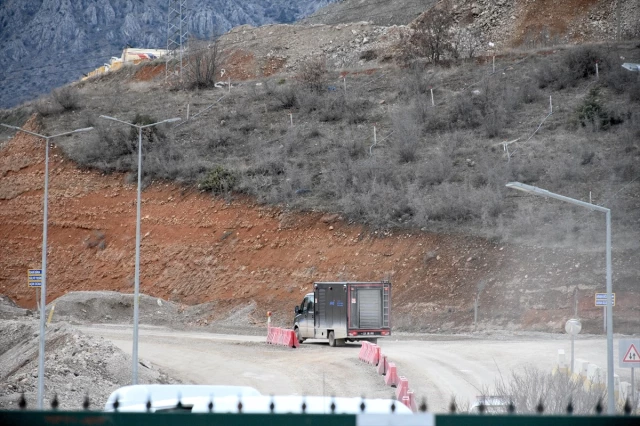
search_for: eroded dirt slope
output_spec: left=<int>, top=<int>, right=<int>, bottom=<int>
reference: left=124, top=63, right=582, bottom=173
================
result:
left=1, top=117, right=638, bottom=333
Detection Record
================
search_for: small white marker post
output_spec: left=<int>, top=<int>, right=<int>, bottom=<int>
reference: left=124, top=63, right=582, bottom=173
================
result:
left=373, top=124, right=377, bottom=149
left=596, top=62, right=599, bottom=80
left=186, top=103, right=190, bottom=121
left=369, top=124, right=377, bottom=156
left=289, top=112, right=293, bottom=127
left=565, top=319, right=582, bottom=374
left=550, top=96, right=553, bottom=114
left=228, top=76, right=231, bottom=93
left=430, top=87, right=435, bottom=107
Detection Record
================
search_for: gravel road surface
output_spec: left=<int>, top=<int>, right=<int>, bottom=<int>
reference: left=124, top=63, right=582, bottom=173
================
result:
left=79, top=325, right=633, bottom=412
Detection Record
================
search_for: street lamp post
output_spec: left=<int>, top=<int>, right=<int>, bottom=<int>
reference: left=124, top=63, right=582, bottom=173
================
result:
left=506, top=181, right=614, bottom=414
left=0, top=123, right=93, bottom=409
left=99, top=115, right=180, bottom=384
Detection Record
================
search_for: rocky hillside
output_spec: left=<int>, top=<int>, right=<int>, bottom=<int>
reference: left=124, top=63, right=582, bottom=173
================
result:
left=0, top=0, right=639, bottom=335
left=0, top=0, right=334, bottom=109
left=306, top=0, right=640, bottom=47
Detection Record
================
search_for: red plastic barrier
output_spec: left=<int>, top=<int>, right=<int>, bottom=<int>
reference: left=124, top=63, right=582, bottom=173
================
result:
left=395, top=377, right=409, bottom=403
left=286, top=329, right=300, bottom=348
left=371, top=344, right=380, bottom=366
left=359, top=341, right=371, bottom=363
left=266, top=326, right=298, bottom=348
left=384, top=362, right=399, bottom=387
left=407, top=390, right=417, bottom=412
left=266, top=326, right=276, bottom=344
left=402, top=395, right=411, bottom=410
left=377, top=355, right=388, bottom=375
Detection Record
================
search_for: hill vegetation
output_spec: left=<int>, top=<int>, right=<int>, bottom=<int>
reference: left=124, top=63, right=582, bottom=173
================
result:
left=11, top=40, right=637, bottom=249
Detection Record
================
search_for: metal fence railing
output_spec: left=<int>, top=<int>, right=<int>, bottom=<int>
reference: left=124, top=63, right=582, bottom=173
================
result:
left=0, top=393, right=637, bottom=426
left=0, top=411, right=638, bottom=426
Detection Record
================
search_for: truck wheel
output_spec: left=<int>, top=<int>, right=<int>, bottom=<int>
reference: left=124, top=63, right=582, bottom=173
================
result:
left=295, top=328, right=305, bottom=344
left=328, top=331, right=336, bottom=347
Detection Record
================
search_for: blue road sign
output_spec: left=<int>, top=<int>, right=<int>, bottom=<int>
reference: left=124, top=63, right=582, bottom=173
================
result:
left=594, top=293, right=615, bottom=306
left=28, top=269, right=42, bottom=287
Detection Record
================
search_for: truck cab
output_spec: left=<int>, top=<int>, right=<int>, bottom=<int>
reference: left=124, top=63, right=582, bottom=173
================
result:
left=293, top=292, right=314, bottom=343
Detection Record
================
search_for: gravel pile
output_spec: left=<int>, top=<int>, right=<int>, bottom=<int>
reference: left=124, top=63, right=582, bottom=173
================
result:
left=0, top=296, right=178, bottom=410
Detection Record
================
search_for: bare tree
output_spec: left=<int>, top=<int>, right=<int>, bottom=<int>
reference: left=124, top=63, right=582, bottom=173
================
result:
left=410, top=1, right=455, bottom=64
left=185, top=37, right=223, bottom=89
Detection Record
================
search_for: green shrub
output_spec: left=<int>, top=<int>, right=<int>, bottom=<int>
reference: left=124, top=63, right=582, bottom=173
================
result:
left=576, top=87, right=618, bottom=130
left=198, top=166, right=236, bottom=194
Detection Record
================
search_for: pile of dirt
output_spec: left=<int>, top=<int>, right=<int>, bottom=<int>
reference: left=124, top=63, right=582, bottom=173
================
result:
left=0, top=295, right=32, bottom=320
left=51, top=291, right=205, bottom=327
left=48, top=291, right=270, bottom=331
left=0, top=315, right=178, bottom=410
left=0, top=320, right=176, bottom=409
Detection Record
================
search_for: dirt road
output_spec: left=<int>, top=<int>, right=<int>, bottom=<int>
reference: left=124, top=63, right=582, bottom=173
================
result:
left=79, top=325, right=629, bottom=412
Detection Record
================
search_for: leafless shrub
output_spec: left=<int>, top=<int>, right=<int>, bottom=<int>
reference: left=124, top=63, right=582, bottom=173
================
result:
left=272, top=85, right=298, bottom=110
left=517, top=79, right=542, bottom=104
left=345, top=98, right=371, bottom=124
left=536, top=46, right=606, bottom=90
left=185, top=38, right=222, bottom=89
left=297, top=55, right=327, bottom=92
left=33, top=97, right=63, bottom=117
left=450, top=27, right=482, bottom=60
left=319, top=94, right=345, bottom=122
left=492, top=367, right=606, bottom=414
left=52, top=86, right=80, bottom=111
left=392, top=109, right=422, bottom=164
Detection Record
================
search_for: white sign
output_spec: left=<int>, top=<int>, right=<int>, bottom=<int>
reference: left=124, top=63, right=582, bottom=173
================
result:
left=619, top=339, right=640, bottom=368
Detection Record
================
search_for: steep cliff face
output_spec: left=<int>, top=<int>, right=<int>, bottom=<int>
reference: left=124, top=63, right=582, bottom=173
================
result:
left=0, top=0, right=333, bottom=108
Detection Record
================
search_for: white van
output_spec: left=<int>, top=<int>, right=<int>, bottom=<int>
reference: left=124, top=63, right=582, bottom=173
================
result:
left=103, top=384, right=261, bottom=412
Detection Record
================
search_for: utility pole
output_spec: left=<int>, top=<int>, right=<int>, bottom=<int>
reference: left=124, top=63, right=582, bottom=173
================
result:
left=166, top=0, right=189, bottom=82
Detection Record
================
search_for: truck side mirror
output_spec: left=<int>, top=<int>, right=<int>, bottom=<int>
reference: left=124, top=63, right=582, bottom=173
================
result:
left=294, top=305, right=299, bottom=314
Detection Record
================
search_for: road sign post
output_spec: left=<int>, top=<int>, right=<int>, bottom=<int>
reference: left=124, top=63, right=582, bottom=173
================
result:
left=565, top=319, right=582, bottom=374
left=595, top=293, right=615, bottom=333
left=619, top=339, right=640, bottom=408
left=28, top=269, right=43, bottom=314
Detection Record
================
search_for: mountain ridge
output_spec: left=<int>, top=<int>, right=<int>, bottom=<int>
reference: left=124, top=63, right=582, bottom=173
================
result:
left=0, top=0, right=335, bottom=108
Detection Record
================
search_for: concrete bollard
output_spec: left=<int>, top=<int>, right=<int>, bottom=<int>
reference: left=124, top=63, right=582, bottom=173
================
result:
left=619, top=381, right=631, bottom=404
left=553, top=349, right=568, bottom=375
